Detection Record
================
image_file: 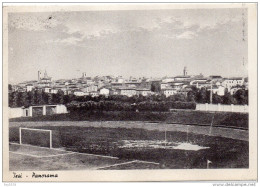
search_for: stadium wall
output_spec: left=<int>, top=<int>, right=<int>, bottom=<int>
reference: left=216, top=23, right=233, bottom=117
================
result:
left=9, top=107, right=24, bottom=118
left=9, top=104, right=68, bottom=118
left=196, top=103, right=248, bottom=113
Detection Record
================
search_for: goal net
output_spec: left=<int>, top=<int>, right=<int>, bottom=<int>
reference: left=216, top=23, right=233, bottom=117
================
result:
left=19, top=127, right=53, bottom=148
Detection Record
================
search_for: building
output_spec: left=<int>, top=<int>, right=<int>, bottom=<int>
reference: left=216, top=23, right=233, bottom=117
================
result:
left=174, top=75, right=191, bottom=82
left=168, top=81, right=184, bottom=90
left=26, top=84, right=34, bottom=92
left=183, top=66, right=188, bottom=76
left=177, top=86, right=193, bottom=96
left=43, top=87, right=51, bottom=93
left=111, top=82, right=125, bottom=89
left=87, top=85, right=98, bottom=93
left=9, top=104, right=68, bottom=118
left=99, top=88, right=110, bottom=96
left=117, top=87, right=137, bottom=97
left=160, top=82, right=169, bottom=90
left=161, top=88, right=177, bottom=97
left=162, top=77, right=175, bottom=83
left=207, top=85, right=225, bottom=96
left=191, top=81, right=211, bottom=89
left=82, top=72, right=88, bottom=78
left=222, top=77, right=244, bottom=90
left=90, top=91, right=99, bottom=97
left=136, top=88, right=151, bottom=96
left=39, top=70, right=52, bottom=83
left=73, top=90, right=85, bottom=96
left=209, top=75, right=223, bottom=81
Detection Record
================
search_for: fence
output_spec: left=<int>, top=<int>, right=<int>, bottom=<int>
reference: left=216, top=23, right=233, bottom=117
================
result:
left=196, top=103, right=248, bottom=113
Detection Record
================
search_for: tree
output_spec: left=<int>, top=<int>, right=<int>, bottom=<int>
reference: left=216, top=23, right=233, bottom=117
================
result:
left=18, top=92, right=29, bottom=107
left=151, top=82, right=161, bottom=92
left=56, top=90, right=64, bottom=104
left=233, top=89, right=247, bottom=105
left=9, top=92, right=19, bottom=107
left=8, top=84, right=12, bottom=92
left=27, top=91, right=35, bottom=106
left=212, top=94, right=223, bottom=104
left=223, top=92, right=237, bottom=105
left=187, top=91, right=196, bottom=102
left=34, top=90, right=44, bottom=105
left=197, top=88, right=208, bottom=103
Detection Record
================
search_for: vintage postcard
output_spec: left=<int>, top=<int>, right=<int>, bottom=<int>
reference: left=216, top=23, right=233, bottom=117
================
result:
left=2, top=3, right=257, bottom=182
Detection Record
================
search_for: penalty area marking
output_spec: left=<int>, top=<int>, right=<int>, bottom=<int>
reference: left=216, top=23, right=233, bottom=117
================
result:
left=9, top=142, right=119, bottom=159
left=9, top=151, right=77, bottom=158
left=95, top=160, right=160, bottom=170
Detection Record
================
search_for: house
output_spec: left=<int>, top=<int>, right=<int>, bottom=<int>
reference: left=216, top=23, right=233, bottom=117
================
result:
left=190, top=78, right=208, bottom=84
left=168, top=81, right=184, bottom=90
left=116, top=76, right=125, bottom=83
left=90, top=91, right=99, bottom=97
left=110, top=89, right=120, bottom=95
left=111, top=82, right=125, bottom=89
left=209, top=75, right=223, bottom=81
left=26, top=84, right=34, bottom=92
left=117, top=87, right=137, bottom=97
left=125, top=82, right=141, bottom=88
left=222, top=77, right=244, bottom=90
left=161, top=88, right=177, bottom=97
left=73, top=90, right=85, bottom=96
left=99, top=88, right=110, bottom=96
left=191, top=81, right=211, bottom=89
left=51, top=88, right=58, bottom=94
left=44, top=87, right=51, bottom=93
left=174, top=75, right=191, bottom=81
left=162, top=77, right=175, bottom=83
left=160, top=82, right=169, bottom=90
left=136, top=88, right=151, bottom=96
left=87, top=85, right=98, bottom=93
left=207, top=85, right=225, bottom=96
left=177, top=86, right=193, bottom=96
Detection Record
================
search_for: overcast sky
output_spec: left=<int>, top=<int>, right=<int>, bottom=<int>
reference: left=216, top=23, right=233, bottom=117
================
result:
left=8, top=8, right=248, bottom=84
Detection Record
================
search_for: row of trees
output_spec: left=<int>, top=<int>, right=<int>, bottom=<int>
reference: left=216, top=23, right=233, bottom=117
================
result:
left=66, top=100, right=196, bottom=112
left=8, top=86, right=248, bottom=108
left=186, top=87, right=248, bottom=105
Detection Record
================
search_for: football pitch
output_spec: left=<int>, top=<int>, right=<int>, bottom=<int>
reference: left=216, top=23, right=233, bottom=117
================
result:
left=9, top=121, right=249, bottom=170
left=9, top=143, right=160, bottom=170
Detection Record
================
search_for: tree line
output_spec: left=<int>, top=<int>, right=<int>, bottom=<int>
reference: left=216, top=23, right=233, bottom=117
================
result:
left=8, top=86, right=248, bottom=109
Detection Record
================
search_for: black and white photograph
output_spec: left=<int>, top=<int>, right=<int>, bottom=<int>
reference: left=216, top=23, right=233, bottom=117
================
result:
left=3, top=3, right=257, bottom=182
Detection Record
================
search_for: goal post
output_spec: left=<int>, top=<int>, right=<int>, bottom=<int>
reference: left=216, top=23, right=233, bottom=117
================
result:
left=19, top=127, right=53, bottom=148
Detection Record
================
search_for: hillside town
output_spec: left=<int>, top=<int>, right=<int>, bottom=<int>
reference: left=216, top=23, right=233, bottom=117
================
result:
left=9, top=67, right=248, bottom=98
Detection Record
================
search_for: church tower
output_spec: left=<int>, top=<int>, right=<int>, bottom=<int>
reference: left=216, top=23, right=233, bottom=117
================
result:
left=38, top=70, right=43, bottom=81
left=183, top=67, right=187, bottom=76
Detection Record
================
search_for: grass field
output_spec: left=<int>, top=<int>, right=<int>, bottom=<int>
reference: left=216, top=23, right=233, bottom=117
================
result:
left=9, top=121, right=249, bottom=169
left=10, top=110, right=249, bottom=129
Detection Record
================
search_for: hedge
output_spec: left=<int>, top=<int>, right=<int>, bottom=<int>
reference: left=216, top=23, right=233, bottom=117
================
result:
left=66, top=101, right=196, bottom=112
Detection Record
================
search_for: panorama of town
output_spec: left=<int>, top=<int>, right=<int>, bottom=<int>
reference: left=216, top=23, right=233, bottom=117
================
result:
left=9, top=67, right=248, bottom=99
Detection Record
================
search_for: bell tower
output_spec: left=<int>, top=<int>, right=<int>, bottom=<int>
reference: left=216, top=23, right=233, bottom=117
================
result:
left=183, top=67, right=187, bottom=76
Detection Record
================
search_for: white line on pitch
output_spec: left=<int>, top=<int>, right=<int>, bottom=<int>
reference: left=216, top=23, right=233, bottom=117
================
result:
left=40, top=152, right=76, bottom=158
left=95, top=160, right=139, bottom=170
left=9, top=151, right=41, bottom=158
left=135, top=160, right=160, bottom=165
left=9, top=142, right=119, bottom=159
left=9, top=151, right=76, bottom=158
left=67, top=152, right=119, bottom=159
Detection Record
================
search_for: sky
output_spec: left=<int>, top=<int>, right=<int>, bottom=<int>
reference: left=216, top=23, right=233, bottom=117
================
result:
left=8, top=8, right=248, bottom=84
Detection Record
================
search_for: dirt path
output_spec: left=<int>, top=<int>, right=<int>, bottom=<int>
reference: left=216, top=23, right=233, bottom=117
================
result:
left=9, top=121, right=248, bottom=141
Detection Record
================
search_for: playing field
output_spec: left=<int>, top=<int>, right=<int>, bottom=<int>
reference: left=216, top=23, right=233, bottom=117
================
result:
left=9, top=121, right=249, bottom=170
left=9, top=143, right=160, bottom=170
